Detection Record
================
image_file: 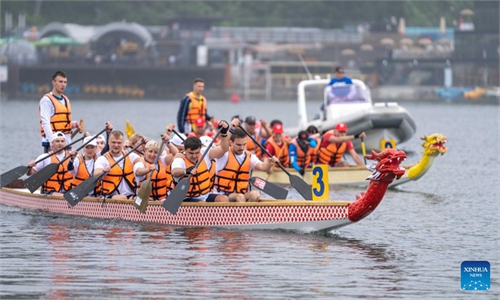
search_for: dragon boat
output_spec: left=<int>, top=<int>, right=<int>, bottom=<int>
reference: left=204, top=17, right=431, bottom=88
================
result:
left=252, top=133, right=447, bottom=188
left=0, top=149, right=406, bottom=233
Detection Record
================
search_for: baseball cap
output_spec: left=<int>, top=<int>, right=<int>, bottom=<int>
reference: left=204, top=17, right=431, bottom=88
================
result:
left=83, top=135, right=97, bottom=147
left=335, top=123, right=348, bottom=132
left=245, top=116, right=256, bottom=125
left=96, top=134, right=106, bottom=144
left=200, top=136, right=213, bottom=148
left=195, top=118, right=205, bottom=127
left=51, top=131, right=65, bottom=142
left=171, top=133, right=186, bottom=146
left=297, top=130, right=309, bottom=141
left=272, top=123, right=284, bottom=134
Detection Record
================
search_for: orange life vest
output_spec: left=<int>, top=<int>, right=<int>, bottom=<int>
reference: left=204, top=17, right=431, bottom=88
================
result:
left=70, top=154, right=101, bottom=195
left=40, top=93, right=72, bottom=137
left=266, top=136, right=290, bottom=167
left=100, top=151, right=135, bottom=196
left=185, top=92, right=207, bottom=126
left=246, top=133, right=262, bottom=158
left=42, top=151, right=73, bottom=193
left=317, top=131, right=347, bottom=166
left=291, top=139, right=314, bottom=168
left=182, top=155, right=212, bottom=198
left=137, top=161, right=168, bottom=201
left=214, top=149, right=251, bottom=194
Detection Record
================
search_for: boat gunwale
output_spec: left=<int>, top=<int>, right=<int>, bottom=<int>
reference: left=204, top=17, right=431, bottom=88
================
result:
left=0, top=188, right=350, bottom=207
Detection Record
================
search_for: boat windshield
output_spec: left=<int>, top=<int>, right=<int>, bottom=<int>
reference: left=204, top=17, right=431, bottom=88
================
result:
left=324, top=84, right=370, bottom=105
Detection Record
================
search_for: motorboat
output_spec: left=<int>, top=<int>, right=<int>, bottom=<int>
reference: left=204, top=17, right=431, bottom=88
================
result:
left=286, top=77, right=417, bottom=152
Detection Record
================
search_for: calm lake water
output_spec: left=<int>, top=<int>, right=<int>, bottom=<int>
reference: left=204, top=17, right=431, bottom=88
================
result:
left=0, top=98, right=499, bottom=299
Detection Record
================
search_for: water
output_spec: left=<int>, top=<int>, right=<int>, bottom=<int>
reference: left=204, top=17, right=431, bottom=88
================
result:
left=1, top=98, right=499, bottom=298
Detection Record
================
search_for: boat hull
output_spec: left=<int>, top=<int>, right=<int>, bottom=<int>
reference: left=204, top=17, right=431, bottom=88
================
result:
left=0, top=189, right=353, bottom=232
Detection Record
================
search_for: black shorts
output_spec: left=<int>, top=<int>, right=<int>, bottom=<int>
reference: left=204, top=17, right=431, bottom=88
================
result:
left=183, top=193, right=220, bottom=203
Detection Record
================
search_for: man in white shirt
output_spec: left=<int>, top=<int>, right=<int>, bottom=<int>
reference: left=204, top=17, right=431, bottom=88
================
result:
left=39, top=70, right=82, bottom=152
left=213, top=125, right=278, bottom=202
left=94, top=130, right=142, bottom=200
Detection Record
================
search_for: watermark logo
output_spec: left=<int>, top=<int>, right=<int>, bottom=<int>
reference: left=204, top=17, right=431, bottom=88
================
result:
left=461, top=261, right=490, bottom=291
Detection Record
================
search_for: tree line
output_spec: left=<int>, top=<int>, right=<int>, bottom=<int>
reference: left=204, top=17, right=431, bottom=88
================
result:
left=3, top=0, right=474, bottom=29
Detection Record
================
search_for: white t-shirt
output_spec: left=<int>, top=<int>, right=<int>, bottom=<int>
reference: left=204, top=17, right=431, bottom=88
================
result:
left=213, top=151, right=262, bottom=194
left=39, top=94, right=73, bottom=144
left=170, top=148, right=212, bottom=201
left=33, top=152, right=65, bottom=172
left=94, top=152, right=140, bottom=197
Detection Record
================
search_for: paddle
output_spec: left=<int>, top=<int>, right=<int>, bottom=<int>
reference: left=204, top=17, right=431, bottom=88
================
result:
left=64, top=139, right=147, bottom=206
left=24, top=127, right=108, bottom=193
left=361, top=137, right=367, bottom=164
left=134, top=137, right=166, bottom=213
left=162, top=129, right=222, bottom=215
left=172, top=129, right=185, bottom=141
left=249, top=177, right=289, bottom=199
left=238, top=124, right=313, bottom=200
left=71, top=119, right=84, bottom=139
left=0, top=135, right=86, bottom=189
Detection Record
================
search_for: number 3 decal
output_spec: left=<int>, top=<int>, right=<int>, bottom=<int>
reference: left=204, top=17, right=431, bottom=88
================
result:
left=312, top=165, right=329, bottom=201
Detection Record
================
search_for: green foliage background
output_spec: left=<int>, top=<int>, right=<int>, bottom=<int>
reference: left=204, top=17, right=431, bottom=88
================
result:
left=3, top=0, right=474, bottom=28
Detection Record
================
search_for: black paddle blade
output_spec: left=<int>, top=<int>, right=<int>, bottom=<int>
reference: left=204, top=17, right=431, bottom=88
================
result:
left=161, top=178, right=190, bottom=215
left=23, top=163, right=60, bottom=193
left=64, top=176, right=100, bottom=206
left=249, top=177, right=288, bottom=199
left=289, top=174, right=313, bottom=200
left=134, top=179, right=151, bottom=213
left=1, top=166, right=28, bottom=189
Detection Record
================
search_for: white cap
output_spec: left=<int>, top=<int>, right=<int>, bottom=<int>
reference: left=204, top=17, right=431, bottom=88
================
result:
left=83, top=135, right=97, bottom=147
left=96, top=134, right=106, bottom=144
left=51, top=131, right=66, bottom=142
left=200, top=136, right=213, bottom=148
left=171, top=133, right=186, bottom=146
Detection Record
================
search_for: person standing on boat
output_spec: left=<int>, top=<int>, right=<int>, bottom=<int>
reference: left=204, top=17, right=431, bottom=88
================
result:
left=316, top=123, right=366, bottom=167
left=39, top=71, right=83, bottom=153
left=94, top=130, right=143, bottom=200
left=264, top=123, right=290, bottom=168
left=27, top=131, right=76, bottom=195
left=289, top=130, right=317, bottom=176
left=177, top=78, right=213, bottom=134
left=213, top=124, right=278, bottom=202
left=169, top=121, right=232, bottom=203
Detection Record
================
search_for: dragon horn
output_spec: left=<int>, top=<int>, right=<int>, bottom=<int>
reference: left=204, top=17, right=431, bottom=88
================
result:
left=365, top=149, right=379, bottom=160
left=420, top=135, right=427, bottom=140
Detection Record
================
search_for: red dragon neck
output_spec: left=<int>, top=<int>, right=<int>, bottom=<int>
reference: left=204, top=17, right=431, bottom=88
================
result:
left=347, top=174, right=396, bottom=222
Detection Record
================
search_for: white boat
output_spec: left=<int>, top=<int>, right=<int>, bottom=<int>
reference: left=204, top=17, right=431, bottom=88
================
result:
left=286, top=78, right=417, bottom=152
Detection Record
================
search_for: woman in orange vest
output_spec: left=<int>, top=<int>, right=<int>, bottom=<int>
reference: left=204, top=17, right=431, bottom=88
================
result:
left=316, top=123, right=366, bottom=167
left=69, top=135, right=101, bottom=196
left=134, top=140, right=168, bottom=201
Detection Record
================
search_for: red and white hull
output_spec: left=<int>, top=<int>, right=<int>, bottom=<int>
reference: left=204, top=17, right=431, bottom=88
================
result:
left=0, top=189, right=356, bottom=233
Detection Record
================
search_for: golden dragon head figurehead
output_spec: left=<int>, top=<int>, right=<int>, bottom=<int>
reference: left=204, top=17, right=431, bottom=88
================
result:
left=421, top=133, right=447, bottom=157
left=365, top=149, right=407, bottom=181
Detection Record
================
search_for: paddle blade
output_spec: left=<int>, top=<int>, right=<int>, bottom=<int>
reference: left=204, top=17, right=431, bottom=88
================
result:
left=250, top=177, right=288, bottom=199
left=23, top=163, right=60, bottom=193
left=64, top=176, right=100, bottom=206
left=161, top=178, right=190, bottom=215
left=1, top=166, right=28, bottom=189
left=134, top=179, right=152, bottom=213
left=289, top=174, right=313, bottom=200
